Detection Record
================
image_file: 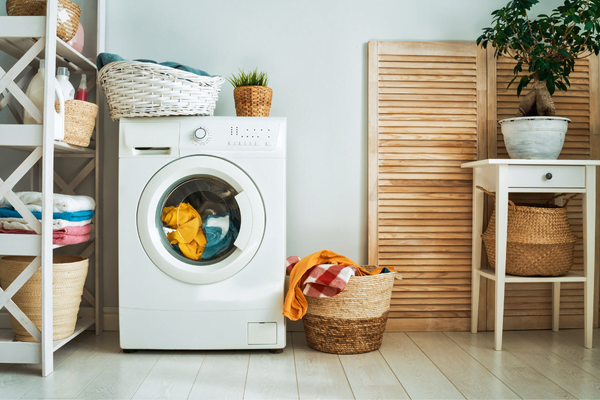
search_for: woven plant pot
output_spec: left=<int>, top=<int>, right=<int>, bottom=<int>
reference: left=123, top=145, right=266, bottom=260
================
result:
left=303, top=266, right=400, bottom=354
left=98, top=61, right=225, bottom=121
left=233, top=86, right=272, bottom=117
left=55, top=100, right=98, bottom=147
left=0, top=255, right=88, bottom=342
left=6, top=0, right=81, bottom=42
left=479, top=186, right=578, bottom=277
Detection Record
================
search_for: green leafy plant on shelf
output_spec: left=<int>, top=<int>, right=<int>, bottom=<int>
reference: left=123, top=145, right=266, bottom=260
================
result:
left=227, top=68, right=269, bottom=87
left=477, top=0, right=600, bottom=117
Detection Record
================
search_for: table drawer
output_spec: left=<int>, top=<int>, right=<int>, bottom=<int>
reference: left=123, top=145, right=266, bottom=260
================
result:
left=508, top=165, right=585, bottom=188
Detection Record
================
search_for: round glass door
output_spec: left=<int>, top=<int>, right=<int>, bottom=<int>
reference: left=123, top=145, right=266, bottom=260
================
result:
left=137, top=155, right=265, bottom=284
left=159, top=176, right=241, bottom=265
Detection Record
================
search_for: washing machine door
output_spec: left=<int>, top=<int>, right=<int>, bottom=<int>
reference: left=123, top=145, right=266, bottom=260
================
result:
left=137, top=155, right=265, bottom=284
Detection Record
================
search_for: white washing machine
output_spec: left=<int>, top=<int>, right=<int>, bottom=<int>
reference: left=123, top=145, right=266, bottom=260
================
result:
left=118, top=116, right=286, bottom=350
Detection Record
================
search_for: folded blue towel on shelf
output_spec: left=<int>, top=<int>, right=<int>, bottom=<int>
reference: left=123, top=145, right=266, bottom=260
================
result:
left=96, top=53, right=212, bottom=77
left=0, top=207, right=94, bottom=222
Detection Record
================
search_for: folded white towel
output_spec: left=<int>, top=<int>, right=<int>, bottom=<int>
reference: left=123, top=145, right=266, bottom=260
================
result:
left=0, top=191, right=95, bottom=213
left=0, top=218, right=92, bottom=231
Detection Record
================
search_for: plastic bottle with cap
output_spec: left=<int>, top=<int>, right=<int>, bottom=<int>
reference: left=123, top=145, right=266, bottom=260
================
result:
left=76, top=74, right=87, bottom=101
left=23, top=60, right=46, bottom=124
left=56, top=67, right=75, bottom=100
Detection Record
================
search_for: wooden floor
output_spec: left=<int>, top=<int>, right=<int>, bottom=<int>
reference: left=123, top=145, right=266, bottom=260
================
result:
left=1, top=329, right=600, bottom=399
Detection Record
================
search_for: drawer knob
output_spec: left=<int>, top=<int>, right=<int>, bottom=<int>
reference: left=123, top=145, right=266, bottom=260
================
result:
left=546, top=173, right=553, bottom=180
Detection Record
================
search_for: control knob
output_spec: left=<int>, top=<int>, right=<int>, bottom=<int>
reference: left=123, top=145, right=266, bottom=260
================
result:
left=193, top=127, right=210, bottom=144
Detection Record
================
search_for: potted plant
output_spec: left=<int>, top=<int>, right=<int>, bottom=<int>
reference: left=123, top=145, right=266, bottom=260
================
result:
left=477, top=0, right=600, bottom=159
left=227, top=68, right=272, bottom=117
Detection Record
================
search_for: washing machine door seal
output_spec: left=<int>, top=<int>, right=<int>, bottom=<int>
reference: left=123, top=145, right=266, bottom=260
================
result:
left=137, top=155, right=265, bottom=284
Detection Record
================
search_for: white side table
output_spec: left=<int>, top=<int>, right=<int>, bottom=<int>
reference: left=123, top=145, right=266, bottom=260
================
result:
left=462, top=159, right=600, bottom=350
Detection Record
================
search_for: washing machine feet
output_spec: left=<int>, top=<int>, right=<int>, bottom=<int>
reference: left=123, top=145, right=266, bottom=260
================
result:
left=269, top=348, right=284, bottom=354
left=123, top=349, right=138, bottom=354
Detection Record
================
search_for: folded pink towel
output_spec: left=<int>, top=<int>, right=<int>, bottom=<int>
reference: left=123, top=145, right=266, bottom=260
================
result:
left=0, top=224, right=91, bottom=245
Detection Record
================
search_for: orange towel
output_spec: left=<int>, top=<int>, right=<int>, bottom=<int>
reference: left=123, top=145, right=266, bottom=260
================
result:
left=162, top=203, right=207, bottom=260
left=283, top=249, right=390, bottom=321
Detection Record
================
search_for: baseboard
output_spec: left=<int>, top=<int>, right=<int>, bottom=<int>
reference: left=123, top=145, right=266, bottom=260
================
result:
left=1, top=308, right=302, bottom=332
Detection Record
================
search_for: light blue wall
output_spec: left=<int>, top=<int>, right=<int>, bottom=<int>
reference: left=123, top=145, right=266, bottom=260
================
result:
left=0, top=0, right=570, bottom=308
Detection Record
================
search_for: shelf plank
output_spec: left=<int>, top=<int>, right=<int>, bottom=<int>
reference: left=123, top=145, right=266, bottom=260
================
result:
left=0, top=17, right=97, bottom=73
left=0, top=231, right=94, bottom=253
left=0, top=16, right=45, bottom=38
left=0, top=318, right=95, bottom=362
left=53, top=317, right=95, bottom=352
left=477, top=268, right=587, bottom=283
left=0, top=340, right=40, bottom=363
left=0, top=234, right=40, bottom=256
left=0, top=125, right=95, bottom=154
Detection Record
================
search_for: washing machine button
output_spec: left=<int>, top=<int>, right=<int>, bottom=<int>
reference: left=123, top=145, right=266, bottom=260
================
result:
left=193, top=127, right=210, bottom=144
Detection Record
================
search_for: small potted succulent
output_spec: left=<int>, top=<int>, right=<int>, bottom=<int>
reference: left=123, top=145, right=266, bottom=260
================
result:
left=227, top=68, right=272, bottom=117
left=477, top=0, right=600, bottom=159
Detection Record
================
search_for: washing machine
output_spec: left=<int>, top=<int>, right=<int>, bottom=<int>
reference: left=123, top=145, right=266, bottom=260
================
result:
left=118, top=116, right=286, bottom=350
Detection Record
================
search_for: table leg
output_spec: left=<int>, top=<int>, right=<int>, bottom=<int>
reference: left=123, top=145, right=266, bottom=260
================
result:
left=471, top=172, right=484, bottom=333
left=494, top=165, right=509, bottom=351
left=552, top=282, right=560, bottom=332
left=584, top=166, right=596, bottom=348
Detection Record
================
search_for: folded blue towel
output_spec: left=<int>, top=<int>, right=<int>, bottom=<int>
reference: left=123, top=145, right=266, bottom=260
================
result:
left=96, top=53, right=212, bottom=77
left=0, top=207, right=94, bottom=222
left=200, top=214, right=238, bottom=260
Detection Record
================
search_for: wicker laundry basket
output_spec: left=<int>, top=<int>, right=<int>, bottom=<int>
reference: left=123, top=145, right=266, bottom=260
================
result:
left=55, top=99, right=98, bottom=147
left=0, top=255, right=88, bottom=341
left=233, top=86, right=272, bottom=117
left=6, top=0, right=81, bottom=42
left=98, top=61, right=225, bottom=121
left=303, top=266, right=400, bottom=354
left=479, top=186, right=578, bottom=277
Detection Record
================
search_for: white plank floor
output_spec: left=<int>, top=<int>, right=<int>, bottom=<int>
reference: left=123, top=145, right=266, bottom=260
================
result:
left=1, top=329, right=600, bottom=399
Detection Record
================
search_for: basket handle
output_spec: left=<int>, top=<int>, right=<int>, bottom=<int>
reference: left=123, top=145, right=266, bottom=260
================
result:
left=546, top=192, right=580, bottom=207
left=476, top=186, right=516, bottom=209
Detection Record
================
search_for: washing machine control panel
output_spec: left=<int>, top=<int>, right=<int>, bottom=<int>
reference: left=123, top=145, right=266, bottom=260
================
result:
left=191, top=127, right=211, bottom=145
left=179, top=117, right=285, bottom=156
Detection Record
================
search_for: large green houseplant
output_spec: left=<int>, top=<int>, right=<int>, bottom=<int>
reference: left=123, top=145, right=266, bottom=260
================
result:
left=477, top=0, right=600, bottom=159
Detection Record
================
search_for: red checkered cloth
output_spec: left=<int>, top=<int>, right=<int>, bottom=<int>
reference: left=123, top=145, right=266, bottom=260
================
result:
left=286, top=256, right=358, bottom=298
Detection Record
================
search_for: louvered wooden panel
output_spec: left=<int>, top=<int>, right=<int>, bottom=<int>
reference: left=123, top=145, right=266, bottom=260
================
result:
left=487, top=51, right=600, bottom=330
left=368, top=42, right=487, bottom=331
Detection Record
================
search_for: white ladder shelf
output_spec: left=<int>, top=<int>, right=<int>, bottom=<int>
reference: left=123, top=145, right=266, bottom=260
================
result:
left=0, top=0, right=105, bottom=376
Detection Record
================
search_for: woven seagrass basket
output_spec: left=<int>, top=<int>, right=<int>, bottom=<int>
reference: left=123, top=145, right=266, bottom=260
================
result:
left=98, top=61, right=225, bottom=121
left=303, top=266, right=401, bottom=354
left=55, top=99, right=98, bottom=147
left=6, top=0, right=81, bottom=42
left=0, top=255, right=88, bottom=341
left=479, top=186, right=578, bottom=277
left=233, top=86, right=272, bottom=117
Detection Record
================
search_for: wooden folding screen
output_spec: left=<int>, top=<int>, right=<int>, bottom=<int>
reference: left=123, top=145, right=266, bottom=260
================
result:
left=369, top=41, right=599, bottom=332
left=487, top=52, right=600, bottom=330
left=368, top=42, right=487, bottom=331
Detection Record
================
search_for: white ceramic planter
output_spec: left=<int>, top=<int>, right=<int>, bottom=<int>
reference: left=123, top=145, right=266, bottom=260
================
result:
left=498, top=116, right=570, bottom=159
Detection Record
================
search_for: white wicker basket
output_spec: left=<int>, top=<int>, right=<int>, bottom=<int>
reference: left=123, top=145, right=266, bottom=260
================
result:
left=98, top=61, right=225, bottom=121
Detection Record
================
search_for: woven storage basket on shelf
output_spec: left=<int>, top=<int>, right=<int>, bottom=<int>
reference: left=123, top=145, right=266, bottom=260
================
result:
left=6, top=0, right=81, bottom=42
left=478, top=186, right=578, bottom=277
left=303, top=266, right=400, bottom=354
left=233, top=86, right=272, bottom=117
left=0, top=255, right=88, bottom=342
left=55, top=99, right=98, bottom=147
left=98, top=61, right=225, bottom=121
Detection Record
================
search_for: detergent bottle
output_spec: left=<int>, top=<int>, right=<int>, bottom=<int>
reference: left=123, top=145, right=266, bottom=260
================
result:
left=56, top=67, right=75, bottom=100
left=23, top=59, right=45, bottom=124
